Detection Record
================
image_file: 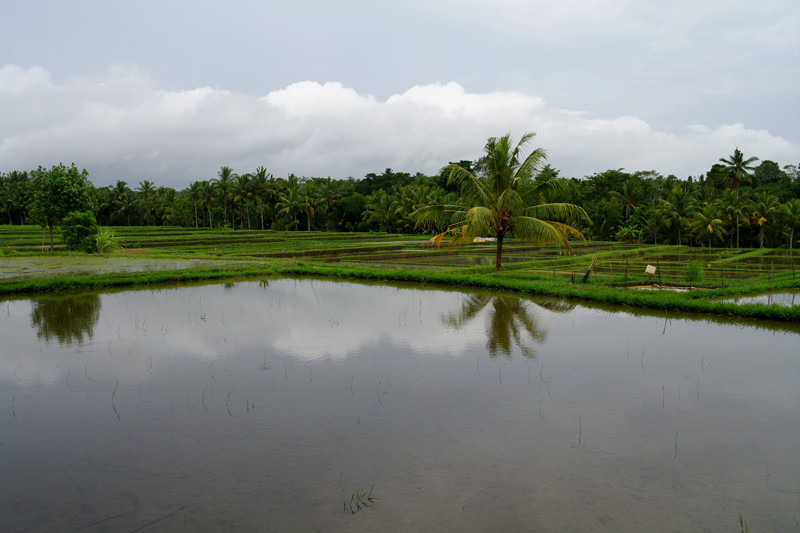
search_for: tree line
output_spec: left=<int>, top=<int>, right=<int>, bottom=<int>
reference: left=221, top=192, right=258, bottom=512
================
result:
left=2, top=146, right=799, bottom=250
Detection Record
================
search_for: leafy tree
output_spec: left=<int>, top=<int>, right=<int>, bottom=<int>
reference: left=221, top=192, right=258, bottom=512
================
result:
left=29, top=163, right=97, bottom=251
left=61, top=211, right=99, bottom=253
left=416, top=133, right=588, bottom=272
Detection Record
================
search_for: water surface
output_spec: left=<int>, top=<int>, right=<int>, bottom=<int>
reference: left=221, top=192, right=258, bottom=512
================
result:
left=1, top=279, right=798, bottom=532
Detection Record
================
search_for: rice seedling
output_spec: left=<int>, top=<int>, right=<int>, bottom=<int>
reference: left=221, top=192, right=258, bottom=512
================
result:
left=226, top=391, right=234, bottom=417
left=739, top=512, right=749, bottom=532
left=111, top=379, right=120, bottom=421
left=208, top=360, right=216, bottom=380
left=11, top=396, right=15, bottom=417
left=343, top=484, right=376, bottom=515
left=674, top=428, right=678, bottom=459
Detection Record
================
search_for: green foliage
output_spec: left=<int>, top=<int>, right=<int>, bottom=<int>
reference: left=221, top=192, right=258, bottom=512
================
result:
left=95, top=226, right=123, bottom=253
left=29, top=163, right=97, bottom=251
left=61, top=211, right=99, bottom=253
left=684, top=262, right=704, bottom=284
left=417, top=132, right=589, bottom=272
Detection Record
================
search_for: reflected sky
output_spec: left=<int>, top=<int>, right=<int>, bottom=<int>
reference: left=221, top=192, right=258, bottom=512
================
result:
left=1, top=279, right=798, bottom=531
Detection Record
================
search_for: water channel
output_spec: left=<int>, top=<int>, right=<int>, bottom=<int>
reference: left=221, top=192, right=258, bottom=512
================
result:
left=1, top=279, right=798, bottom=531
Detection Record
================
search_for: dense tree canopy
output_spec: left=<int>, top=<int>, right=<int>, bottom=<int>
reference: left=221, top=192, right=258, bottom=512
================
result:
left=2, top=144, right=798, bottom=252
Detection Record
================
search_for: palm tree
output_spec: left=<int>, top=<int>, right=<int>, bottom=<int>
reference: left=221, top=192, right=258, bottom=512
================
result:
left=364, top=189, right=400, bottom=233
left=137, top=180, right=155, bottom=225
left=747, top=191, right=780, bottom=248
left=690, top=202, right=726, bottom=248
left=442, top=294, right=552, bottom=359
left=719, top=148, right=759, bottom=198
left=188, top=181, right=203, bottom=228
left=276, top=175, right=305, bottom=231
left=112, top=180, right=136, bottom=226
left=250, top=166, right=271, bottom=230
left=212, top=166, right=236, bottom=227
left=714, top=188, right=748, bottom=248
left=782, top=198, right=800, bottom=251
left=660, top=187, right=696, bottom=245
left=416, top=133, right=588, bottom=272
left=198, top=180, right=215, bottom=228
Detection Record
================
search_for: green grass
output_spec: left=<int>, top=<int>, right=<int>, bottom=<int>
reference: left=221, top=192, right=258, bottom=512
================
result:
left=1, top=225, right=798, bottom=322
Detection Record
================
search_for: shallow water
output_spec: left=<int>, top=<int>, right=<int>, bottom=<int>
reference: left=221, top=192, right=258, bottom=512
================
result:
left=1, top=279, right=798, bottom=532
left=721, top=290, right=799, bottom=307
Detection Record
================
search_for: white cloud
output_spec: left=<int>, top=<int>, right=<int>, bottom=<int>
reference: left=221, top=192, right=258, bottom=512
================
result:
left=1, top=65, right=798, bottom=188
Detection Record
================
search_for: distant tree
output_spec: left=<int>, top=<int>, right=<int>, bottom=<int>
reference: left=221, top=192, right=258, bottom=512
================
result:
left=753, top=160, right=783, bottom=186
left=781, top=199, right=800, bottom=251
left=29, top=163, right=97, bottom=251
left=714, top=188, right=748, bottom=248
left=690, top=202, right=726, bottom=248
left=660, top=187, right=696, bottom=246
left=719, top=148, right=759, bottom=197
left=213, top=166, right=236, bottom=226
left=747, top=191, right=780, bottom=248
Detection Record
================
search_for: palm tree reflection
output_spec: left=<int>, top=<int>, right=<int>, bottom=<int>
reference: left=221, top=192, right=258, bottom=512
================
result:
left=443, top=294, right=574, bottom=359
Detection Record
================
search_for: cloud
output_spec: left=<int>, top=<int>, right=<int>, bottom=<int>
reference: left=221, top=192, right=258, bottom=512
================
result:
left=1, top=64, right=798, bottom=189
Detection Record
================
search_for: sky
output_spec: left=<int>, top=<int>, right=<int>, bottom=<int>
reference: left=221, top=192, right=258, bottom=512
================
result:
left=1, top=0, right=799, bottom=190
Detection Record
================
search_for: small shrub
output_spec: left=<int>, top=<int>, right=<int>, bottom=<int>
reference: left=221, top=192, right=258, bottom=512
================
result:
left=684, top=261, right=704, bottom=284
left=96, top=226, right=123, bottom=253
left=61, top=211, right=98, bottom=253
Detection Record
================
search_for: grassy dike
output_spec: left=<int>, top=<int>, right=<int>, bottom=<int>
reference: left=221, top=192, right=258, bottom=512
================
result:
left=1, top=259, right=798, bottom=322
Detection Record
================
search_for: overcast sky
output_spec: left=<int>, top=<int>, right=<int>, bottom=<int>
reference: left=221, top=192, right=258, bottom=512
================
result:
left=1, top=0, right=798, bottom=189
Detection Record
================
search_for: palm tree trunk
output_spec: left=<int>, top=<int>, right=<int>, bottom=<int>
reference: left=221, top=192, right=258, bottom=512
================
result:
left=495, top=234, right=504, bottom=272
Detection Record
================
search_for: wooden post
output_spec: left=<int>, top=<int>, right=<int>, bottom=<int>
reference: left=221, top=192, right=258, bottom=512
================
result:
left=582, top=257, right=597, bottom=283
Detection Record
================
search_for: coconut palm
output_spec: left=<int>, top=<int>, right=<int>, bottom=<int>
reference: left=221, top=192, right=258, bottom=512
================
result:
left=276, top=175, right=306, bottom=231
left=719, top=148, right=759, bottom=198
left=212, top=166, right=236, bottom=226
left=714, top=188, right=748, bottom=248
left=660, top=187, right=696, bottom=245
left=415, top=133, right=588, bottom=272
left=747, top=191, right=780, bottom=248
left=690, top=202, right=726, bottom=248
left=442, top=294, right=548, bottom=359
left=250, top=166, right=271, bottom=230
left=782, top=198, right=800, bottom=251
left=364, top=189, right=400, bottom=233
left=188, top=181, right=203, bottom=228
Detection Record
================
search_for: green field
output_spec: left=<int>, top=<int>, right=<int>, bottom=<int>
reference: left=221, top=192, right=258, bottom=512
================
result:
left=1, top=225, right=798, bottom=321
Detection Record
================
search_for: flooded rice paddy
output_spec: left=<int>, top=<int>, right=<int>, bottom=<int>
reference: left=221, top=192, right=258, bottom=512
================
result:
left=1, top=279, right=798, bottom=531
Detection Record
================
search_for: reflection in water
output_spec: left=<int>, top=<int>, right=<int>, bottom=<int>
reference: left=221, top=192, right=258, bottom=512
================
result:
left=2, top=280, right=798, bottom=532
left=443, top=295, right=560, bottom=358
left=29, top=293, right=101, bottom=345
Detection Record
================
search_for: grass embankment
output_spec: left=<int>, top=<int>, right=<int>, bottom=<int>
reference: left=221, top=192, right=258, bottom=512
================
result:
left=1, top=225, right=798, bottom=322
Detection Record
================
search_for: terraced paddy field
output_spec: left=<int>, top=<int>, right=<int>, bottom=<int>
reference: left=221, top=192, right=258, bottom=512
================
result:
left=1, top=226, right=798, bottom=319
